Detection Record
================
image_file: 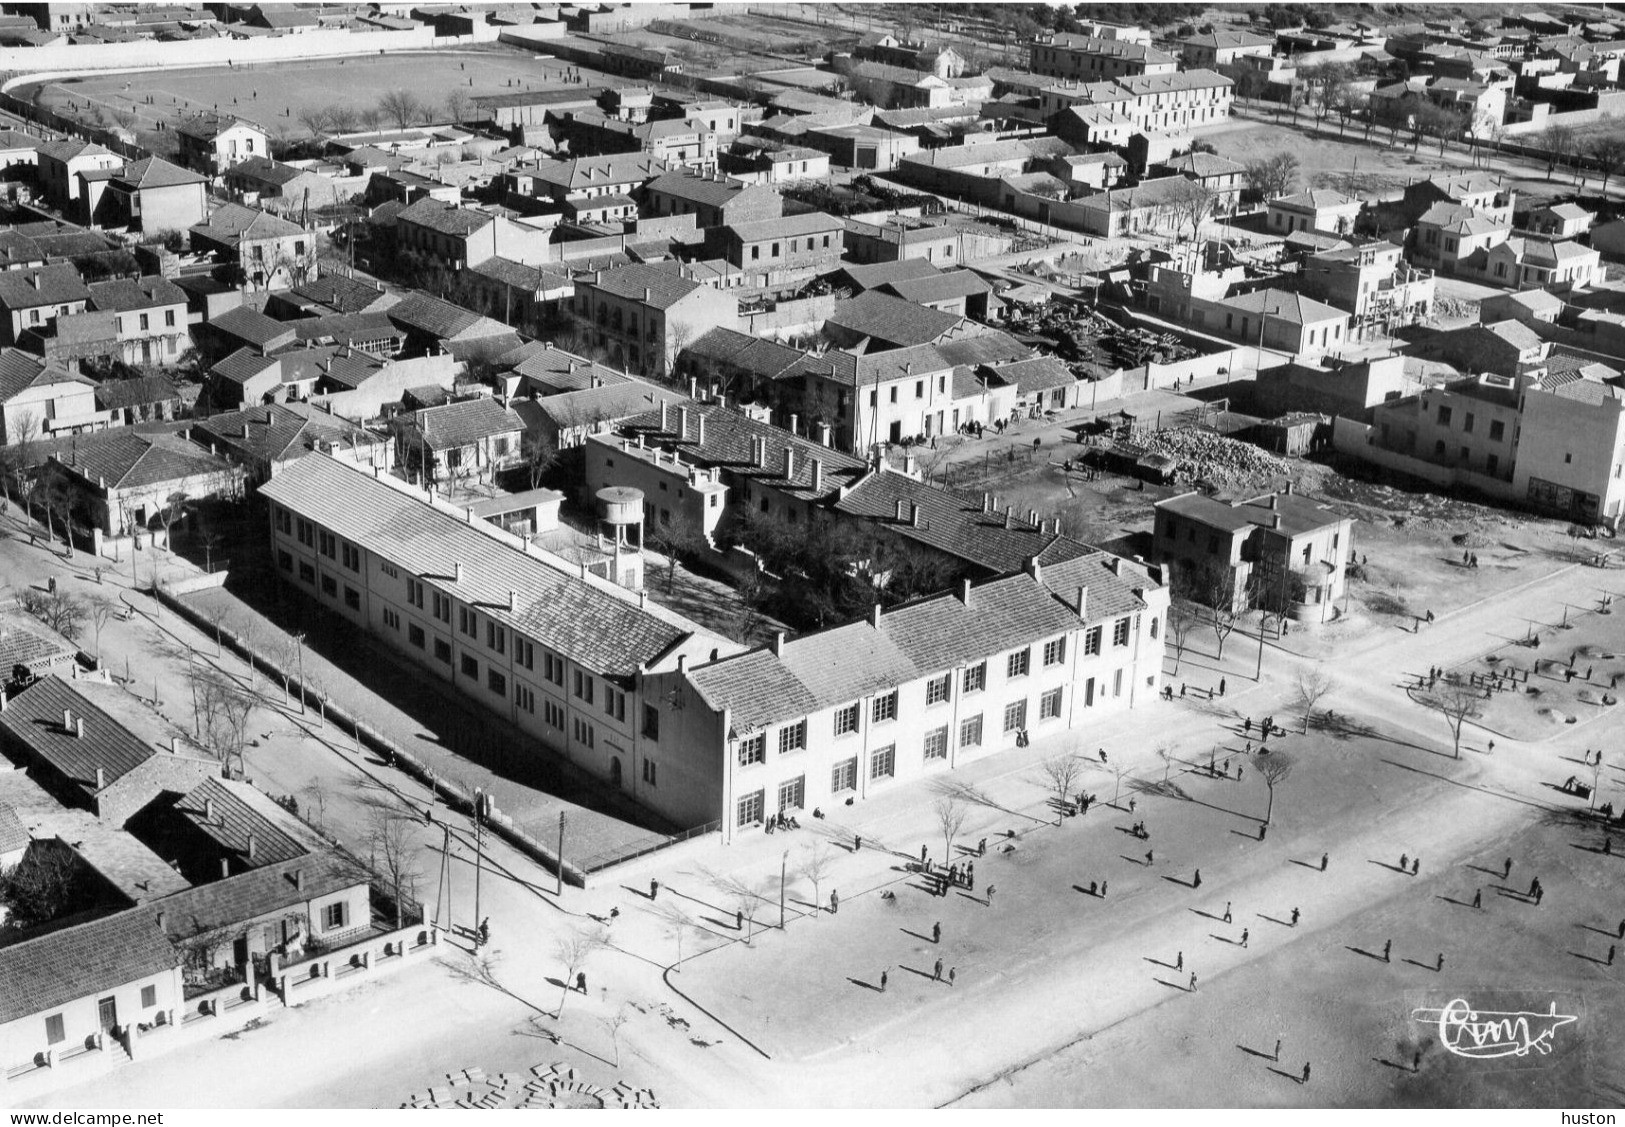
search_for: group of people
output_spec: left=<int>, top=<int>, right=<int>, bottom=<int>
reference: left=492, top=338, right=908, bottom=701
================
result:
left=762, top=810, right=800, bottom=834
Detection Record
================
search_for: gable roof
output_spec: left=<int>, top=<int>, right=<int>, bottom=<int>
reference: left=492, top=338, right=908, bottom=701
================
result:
left=208, top=304, right=296, bottom=349
left=286, top=274, right=394, bottom=315
left=406, top=397, right=524, bottom=450
left=0, top=908, right=178, bottom=1025
left=386, top=291, right=510, bottom=342
left=114, top=156, right=206, bottom=191
left=52, top=429, right=233, bottom=491
left=0, top=675, right=195, bottom=798
left=94, top=374, right=181, bottom=411
left=0, top=348, right=91, bottom=403
left=881, top=269, right=994, bottom=306
left=258, top=454, right=701, bottom=677
left=581, top=261, right=709, bottom=311
left=826, top=291, right=966, bottom=349
left=397, top=198, right=495, bottom=237
left=0, top=264, right=91, bottom=310
left=645, top=169, right=780, bottom=211
left=1221, top=288, right=1347, bottom=326
left=87, top=275, right=187, bottom=314
left=833, top=469, right=1055, bottom=573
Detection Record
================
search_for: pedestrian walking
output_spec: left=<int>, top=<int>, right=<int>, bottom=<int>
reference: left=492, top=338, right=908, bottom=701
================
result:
left=1129, top=797, right=1137, bottom=813
left=880, top=969, right=887, bottom=993
left=1413, top=1051, right=1422, bottom=1072
left=968, top=861, right=975, bottom=884
left=854, top=834, right=862, bottom=852
left=1238, top=766, right=1245, bottom=783
left=978, top=838, right=987, bottom=857
left=1529, top=877, right=1539, bottom=897
left=1473, top=888, right=1483, bottom=910
left=1321, top=852, right=1329, bottom=872
left=1176, top=950, right=1183, bottom=971
left=1101, top=879, right=1108, bottom=897
left=1504, top=857, right=1513, bottom=879
left=1436, top=952, right=1444, bottom=972
left=736, top=909, right=743, bottom=930
left=933, top=921, right=941, bottom=944
left=1609, top=945, right=1616, bottom=967
left=1617, top=917, right=1624, bottom=939
left=948, top=967, right=956, bottom=987
left=921, top=844, right=929, bottom=863
left=1194, top=869, right=1202, bottom=888
left=1146, top=849, right=1155, bottom=865
left=576, top=971, right=587, bottom=993
left=1089, top=880, right=1098, bottom=896
left=650, top=878, right=660, bottom=901
left=986, top=885, right=996, bottom=906
left=830, top=889, right=839, bottom=914
left=1400, top=853, right=1409, bottom=872
left=1258, top=822, right=1267, bottom=841
left=1536, top=884, right=1545, bottom=905
left=1274, top=1038, right=1282, bottom=1061
left=1241, top=928, right=1249, bottom=948
left=1383, top=939, right=1392, bottom=962
left=1224, top=901, right=1232, bottom=924
left=933, top=958, right=943, bottom=982
left=1245, top=717, right=1252, bottom=734
left=1220, top=677, right=1227, bottom=696
left=1099, top=748, right=1108, bottom=763
left=1414, top=856, right=1421, bottom=875
left=1302, top=1062, right=1311, bottom=1084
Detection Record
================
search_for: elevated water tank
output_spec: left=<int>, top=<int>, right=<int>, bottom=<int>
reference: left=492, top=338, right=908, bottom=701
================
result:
left=598, top=486, right=644, bottom=527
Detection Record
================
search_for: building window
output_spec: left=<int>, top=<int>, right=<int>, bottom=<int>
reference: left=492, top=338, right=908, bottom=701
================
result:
left=544, top=653, right=564, bottom=686
left=923, top=726, right=948, bottom=760
left=738, top=733, right=766, bottom=766
left=1489, top=419, right=1505, bottom=441
left=778, top=775, right=804, bottom=810
left=432, top=593, right=451, bottom=623
left=1437, top=405, right=1452, bottom=426
left=488, top=668, right=506, bottom=696
left=963, top=662, right=986, bottom=693
left=434, top=638, right=451, bottom=664
left=869, top=744, right=895, bottom=780
left=572, top=718, right=595, bottom=748
left=516, top=684, right=535, bottom=713
left=1040, top=686, right=1063, bottom=720
left=544, top=700, right=565, bottom=729
left=1113, top=617, right=1130, bottom=646
left=320, top=574, right=337, bottom=597
left=573, top=670, right=594, bottom=704
left=831, top=756, right=857, bottom=793
left=516, top=638, right=533, bottom=670
left=45, top=1014, right=65, bottom=1044
left=960, top=714, right=983, bottom=748
left=738, top=789, right=764, bottom=826
left=322, top=901, right=348, bottom=931
left=1043, top=638, right=1066, bottom=666
left=1007, top=649, right=1030, bottom=678
left=408, top=623, right=425, bottom=649
left=778, top=719, right=807, bottom=755
left=487, top=622, right=506, bottom=654
left=343, top=586, right=360, bottom=610
left=925, top=673, right=951, bottom=705
left=834, top=702, right=859, bottom=736
left=642, top=758, right=657, bottom=786
left=461, top=654, right=478, bottom=679
left=278, top=549, right=292, bottom=572
left=1003, top=699, right=1027, bottom=732
left=873, top=690, right=898, bottom=723
left=604, top=687, right=626, bottom=722
left=341, top=543, right=360, bottom=572
left=459, top=607, right=478, bottom=638
left=141, top=985, right=157, bottom=1008
left=407, top=578, right=424, bottom=608
left=317, top=530, right=335, bottom=558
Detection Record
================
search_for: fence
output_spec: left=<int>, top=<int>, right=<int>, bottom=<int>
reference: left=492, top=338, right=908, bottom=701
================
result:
left=575, top=818, right=721, bottom=874
left=271, top=919, right=437, bottom=1008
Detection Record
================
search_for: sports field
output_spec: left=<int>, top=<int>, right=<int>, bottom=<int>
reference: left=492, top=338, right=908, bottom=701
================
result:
left=34, top=49, right=596, bottom=139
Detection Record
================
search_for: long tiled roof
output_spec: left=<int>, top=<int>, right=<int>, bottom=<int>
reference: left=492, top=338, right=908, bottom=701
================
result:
left=211, top=347, right=280, bottom=386
left=936, top=332, right=1033, bottom=368
left=0, top=606, right=79, bottom=673
left=513, top=381, right=664, bottom=431
left=646, top=169, right=779, bottom=211
left=0, top=800, right=26, bottom=856
left=151, top=850, right=368, bottom=944
left=0, top=676, right=193, bottom=797
left=258, top=454, right=696, bottom=677
left=690, top=568, right=1145, bottom=735
left=88, top=275, right=186, bottom=314
left=833, top=469, right=1054, bottom=573
left=0, top=908, right=178, bottom=1024
left=287, top=274, right=393, bottom=315
left=209, top=305, right=296, bottom=349
left=1158, top=489, right=1348, bottom=538
left=408, top=397, right=524, bottom=450
left=174, top=777, right=321, bottom=869
left=94, top=374, right=181, bottom=411
left=988, top=355, right=1074, bottom=396
left=581, top=262, right=707, bottom=310
left=512, top=346, right=629, bottom=392
left=682, top=327, right=804, bottom=380
left=724, top=211, right=841, bottom=243
left=397, top=198, right=494, bottom=236
left=0, top=264, right=90, bottom=310
left=387, top=291, right=509, bottom=341
left=882, top=269, right=993, bottom=306
left=52, top=429, right=233, bottom=491
left=833, top=259, right=942, bottom=292
left=827, top=291, right=965, bottom=349
left=115, top=156, right=205, bottom=191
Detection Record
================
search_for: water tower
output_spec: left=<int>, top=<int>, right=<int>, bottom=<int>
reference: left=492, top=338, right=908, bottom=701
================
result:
left=595, top=486, right=645, bottom=589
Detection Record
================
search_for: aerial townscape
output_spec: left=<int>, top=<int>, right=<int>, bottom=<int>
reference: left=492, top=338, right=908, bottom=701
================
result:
left=0, top=0, right=1621, bottom=1113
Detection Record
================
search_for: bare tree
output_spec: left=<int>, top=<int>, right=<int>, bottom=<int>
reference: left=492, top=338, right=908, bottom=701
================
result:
left=203, top=601, right=228, bottom=657
left=933, top=796, right=968, bottom=858
left=554, top=925, right=605, bottom=1016
left=1156, top=739, right=1179, bottom=784
left=1203, top=567, right=1241, bottom=662
left=1244, top=152, right=1299, bottom=202
left=443, top=88, right=473, bottom=125
left=358, top=106, right=385, bottom=132
left=651, top=900, right=699, bottom=970
left=378, top=90, right=423, bottom=130
left=158, top=486, right=190, bottom=553
left=1294, top=668, right=1335, bottom=733
left=326, top=104, right=360, bottom=133
left=368, top=807, right=422, bottom=927
left=1589, top=134, right=1625, bottom=195
left=297, top=106, right=333, bottom=142
left=86, top=595, right=114, bottom=664
left=1165, top=178, right=1217, bottom=241
left=1039, top=754, right=1084, bottom=818
left=1168, top=600, right=1199, bottom=674
left=799, top=841, right=835, bottom=920
left=521, top=431, right=557, bottom=489
left=1541, top=123, right=1576, bottom=181
left=300, top=783, right=329, bottom=833
left=645, top=513, right=703, bottom=594
left=1419, top=678, right=1484, bottom=759
left=20, top=589, right=85, bottom=643
left=603, top=1005, right=632, bottom=1067
left=1258, top=752, right=1293, bottom=824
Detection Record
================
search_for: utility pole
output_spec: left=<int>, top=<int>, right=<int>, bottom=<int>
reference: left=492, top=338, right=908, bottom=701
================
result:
left=473, top=788, right=485, bottom=934
left=779, top=849, right=788, bottom=929
left=556, top=810, right=566, bottom=898
left=434, top=822, right=453, bottom=936
left=293, top=632, right=306, bottom=714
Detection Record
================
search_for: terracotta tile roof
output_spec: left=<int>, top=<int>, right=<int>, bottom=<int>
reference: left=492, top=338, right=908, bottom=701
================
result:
left=580, top=262, right=707, bottom=311
left=173, top=777, right=323, bottom=869
left=115, top=156, right=205, bottom=191
left=209, top=305, right=296, bottom=350
left=0, top=349, right=91, bottom=403
left=151, top=850, right=368, bottom=943
left=0, top=676, right=196, bottom=798
left=87, top=275, right=186, bottom=314
left=407, top=397, right=523, bottom=451
left=51, top=429, right=233, bottom=491
left=682, top=327, right=804, bottom=380
left=0, top=800, right=27, bottom=856
left=1157, top=489, right=1349, bottom=538
left=94, top=374, right=181, bottom=411
left=881, top=269, right=993, bottom=306
left=827, top=291, right=965, bottom=349
left=287, top=274, right=393, bottom=315
left=258, top=454, right=696, bottom=677
left=0, top=908, right=178, bottom=1024
left=512, top=346, right=630, bottom=392
left=834, top=470, right=1053, bottom=573
left=0, top=606, right=80, bottom=674
left=397, top=198, right=494, bottom=236
left=210, top=347, right=280, bottom=386
left=387, top=291, right=508, bottom=341
left=0, top=265, right=90, bottom=310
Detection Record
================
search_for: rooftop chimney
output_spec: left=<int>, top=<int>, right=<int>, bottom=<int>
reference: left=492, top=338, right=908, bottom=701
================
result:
left=220, top=858, right=230, bottom=878
left=677, top=405, right=689, bottom=441
left=1268, top=494, right=1279, bottom=510
left=983, top=492, right=992, bottom=513
left=810, top=458, right=823, bottom=492
left=816, top=421, right=831, bottom=447
left=1284, top=481, right=1295, bottom=495
left=771, top=631, right=785, bottom=656
left=1108, top=557, right=1121, bottom=576
left=789, top=413, right=799, bottom=434
left=1271, top=513, right=1282, bottom=530
left=156, top=910, right=166, bottom=931
left=1076, top=585, right=1088, bottom=620
left=1026, top=556, right=1042, bottom=582
left=659, top=399, right=669, bottom=430
left=170, top=736, right=179, bottom=753
left=960, top=578, right=972, bottom=605
left=74, top=716, right=83, bottom=739
left=895, top=498, right=906, bottom=522
left=205, top=796, right=216, bottom=822
left=247, top=832, right=257, bottom=861
left=508, top=589, right=517, bottom=612
left=783, top=446, right=795, bottom=480
left=697, top=414, right=706, bottom=445
left=291, top=868, right=303, bottom=891
left=454, top=562, right=464, bottom=582
left=910, top=502, right=920, bottom=528
left=63, top=708, right=72, bottom=730
left=1004, top=509, right=1013, bottom=530
left=95, top=766, right=105, bottom=790
left=870, top=603, right=882, bottom=628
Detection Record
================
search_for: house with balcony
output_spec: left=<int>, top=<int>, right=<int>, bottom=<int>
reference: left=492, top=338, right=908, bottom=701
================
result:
left=1410, top=201, right=1512, bottom=276
left=188, top=204, right=315, bottom=292
left=709, top=211, right=843, bottom=295
left=86, top=277, right=189, bottom=367
left=0, top=264, right=91, bottom=347
left=568, top=262, right=739, bottom=379
left=393, top=396, right=525, bottom=486
left=1298, top=241, right=1435, bottom=338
